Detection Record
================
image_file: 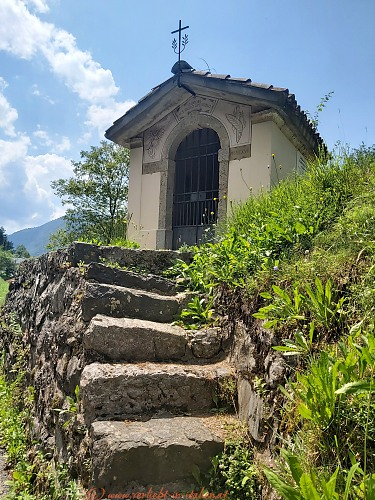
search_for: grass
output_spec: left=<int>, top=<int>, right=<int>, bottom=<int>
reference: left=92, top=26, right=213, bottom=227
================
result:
left=169, top=144, right=375, bottom=498
left=0, top=373, right=82, bottom=499
left=0, top=278, right=9, bottom=306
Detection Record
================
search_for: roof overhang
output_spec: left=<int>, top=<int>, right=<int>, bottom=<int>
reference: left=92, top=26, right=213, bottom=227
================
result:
left=105, top=71, right=323, bottom=156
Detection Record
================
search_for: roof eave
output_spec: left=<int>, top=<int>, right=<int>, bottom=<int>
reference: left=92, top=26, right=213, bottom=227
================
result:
left=105, top=75, right=180, bottom=145
left=105, top=71, right=323, bottom=154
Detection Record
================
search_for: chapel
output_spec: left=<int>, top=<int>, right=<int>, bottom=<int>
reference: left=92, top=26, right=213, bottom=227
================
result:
left=105, top=61, right=322, bottom=250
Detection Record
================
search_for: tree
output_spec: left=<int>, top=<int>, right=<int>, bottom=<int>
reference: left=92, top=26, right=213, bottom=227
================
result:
left=51, top=141, right=129, bottom=246
left=0, top=227, right=13, bottom=251
left=0, top=249, right=16, bottom=279
left=14, top=245, right=31, bottom=258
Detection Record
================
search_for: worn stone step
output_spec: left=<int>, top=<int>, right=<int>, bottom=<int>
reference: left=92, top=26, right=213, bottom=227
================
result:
left=90, top=416, right=224, bottom=493
left=84, top=315, right=225, bottom=362
left=86, top=262, right=177, bottom=295
left=68, top=241, right=192, bottom=274
left=80, top=361, right=234, bottom=424
left=81, top=282, right=186, bottom=322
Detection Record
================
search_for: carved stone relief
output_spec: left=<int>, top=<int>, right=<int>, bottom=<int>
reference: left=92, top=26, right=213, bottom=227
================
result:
left=143, top=113, right=177, bottom=164
left=213, top=100, right=251, bottom=147
left=173, top=96, right=218, bottom=122
left=143, top=96, right=251, bottom=165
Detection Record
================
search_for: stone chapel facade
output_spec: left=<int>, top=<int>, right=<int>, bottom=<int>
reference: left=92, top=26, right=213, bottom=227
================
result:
left=105, top=64, right=322, bottom=250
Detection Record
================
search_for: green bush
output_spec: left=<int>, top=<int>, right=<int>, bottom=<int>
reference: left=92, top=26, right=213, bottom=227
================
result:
left=207, top=442, right=261, bottom=499
left=0, top=249, right=16, bottom=280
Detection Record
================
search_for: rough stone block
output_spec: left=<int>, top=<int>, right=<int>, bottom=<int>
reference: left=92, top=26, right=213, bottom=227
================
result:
left=80, top=361, right=234, bottom=424
left=86, top=262, right=177, bottom=296
left=238, top=376, right=264, bottom=442
left=84, top=315, right=188, bottom=362
left=68, top=241, right=192, bottom=274
left=81, top=283, right=185, bottom=323
left=91, top=417, right=224, bottom=491
left=189, top=328, right=222, bottom=358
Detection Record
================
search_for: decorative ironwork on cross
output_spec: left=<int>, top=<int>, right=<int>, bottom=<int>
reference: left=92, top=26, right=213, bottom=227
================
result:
left=171, top=20, right=195, bottom=96
left=171, top=20, right=189, bottom=62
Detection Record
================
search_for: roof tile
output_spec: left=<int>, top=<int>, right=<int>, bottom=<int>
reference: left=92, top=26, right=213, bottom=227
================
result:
left=108, top=67, right=323, bottom=153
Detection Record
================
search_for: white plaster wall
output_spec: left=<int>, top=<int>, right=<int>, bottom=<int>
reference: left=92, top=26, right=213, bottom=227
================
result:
left=270, top=122, right=299, bottom=185
left=137, top=172, right=161, bottom=249
left=227, top=121, right=271, bottom=213
left=127, top=147, right=143, bottom=243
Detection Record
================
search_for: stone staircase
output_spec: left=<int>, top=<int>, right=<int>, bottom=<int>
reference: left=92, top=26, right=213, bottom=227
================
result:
left=79, top=262, right=235, bottom=495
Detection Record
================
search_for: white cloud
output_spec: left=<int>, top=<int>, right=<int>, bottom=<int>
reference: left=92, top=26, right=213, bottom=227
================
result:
left=33, top=127, right=71, bottom=153
left=25, top=0, right=49, bottom=13
left=33, top=128, right=53, bottom=146
left=0, top=1, right=53, bottom=59
left=54, top=136, right=71, bottom=153
left=23, top=153, right=72, bottom=199
left=43, top=29, right=119, bottom=103
left=0, top=136, right=71, bottom=233
left=0, top=0, right=130, bottom=149
left=85, top=99, right=136, bottom=139
left=0, top=77, right=18, bottom=136
left=0, top=135, right=31, bottom=184
left=0, top=0, right=119, bottom=104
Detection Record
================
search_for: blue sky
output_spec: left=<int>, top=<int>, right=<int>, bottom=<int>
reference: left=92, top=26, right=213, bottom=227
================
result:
left=1, top=0, right=374, bottom=234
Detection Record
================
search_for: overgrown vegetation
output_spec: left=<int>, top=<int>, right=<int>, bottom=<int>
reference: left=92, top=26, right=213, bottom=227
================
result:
left=0, top=320, right=81, bottom=499
left=169, top=144, right=375, bottom=498
left=0, top=278, right=9, bottom=306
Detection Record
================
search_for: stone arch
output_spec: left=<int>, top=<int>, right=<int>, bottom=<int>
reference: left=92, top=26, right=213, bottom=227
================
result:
left=157, top=112, right=230, bottom=249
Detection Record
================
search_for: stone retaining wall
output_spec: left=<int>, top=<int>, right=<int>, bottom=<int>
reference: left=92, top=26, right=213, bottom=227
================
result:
left=0, top=241, right=286, bottom=491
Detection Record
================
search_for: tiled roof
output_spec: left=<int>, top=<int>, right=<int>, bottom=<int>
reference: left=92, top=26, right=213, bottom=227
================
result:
left=107, top=66, right=323, bottom=155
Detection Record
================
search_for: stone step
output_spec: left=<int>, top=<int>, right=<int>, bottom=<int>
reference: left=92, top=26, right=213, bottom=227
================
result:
left=86, top=262, right=177, bottom=296
left=68, top=241, right=192, bottom=274
left=90, top=416, right=224, bottom=493
left=80, top=361, right=234, bottom=424
left=84, top=315, right=224, bottom=363
left=81, top=282, right=186, bottom=323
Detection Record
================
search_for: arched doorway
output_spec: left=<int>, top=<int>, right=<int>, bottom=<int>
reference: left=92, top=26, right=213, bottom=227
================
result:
left=172, top=128, right=220, bottom=249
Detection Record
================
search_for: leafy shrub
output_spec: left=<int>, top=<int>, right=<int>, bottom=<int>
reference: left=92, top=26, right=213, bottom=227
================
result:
left=207, top=442, right=261, bottom=499
left=254, top=278, right=347, bottom=345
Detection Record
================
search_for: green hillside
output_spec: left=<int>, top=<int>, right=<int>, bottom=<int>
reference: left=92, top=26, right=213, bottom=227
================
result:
left=9, top=217, right=65, bottom=256
left=172, top=144, right=375, bottom=498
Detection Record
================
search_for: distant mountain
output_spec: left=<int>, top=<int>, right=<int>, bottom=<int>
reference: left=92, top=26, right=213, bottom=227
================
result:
left=9, top=218, right=65, bottom=257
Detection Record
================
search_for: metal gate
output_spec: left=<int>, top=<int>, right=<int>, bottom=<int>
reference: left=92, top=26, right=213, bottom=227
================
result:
left=172, top=128, right=220, bottom=249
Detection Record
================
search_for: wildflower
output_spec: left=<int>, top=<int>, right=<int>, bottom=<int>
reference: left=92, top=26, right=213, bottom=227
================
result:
left=273, top=265, right=279, bottom=271
left=210, top=211, right=215, bottom=215
left=272, top=153, right=275, bottom=158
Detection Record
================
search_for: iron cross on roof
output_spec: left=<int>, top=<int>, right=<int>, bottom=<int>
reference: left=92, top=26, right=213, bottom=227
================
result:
left=171, top=20, right=189, bottom=66
left=171, top=20, right=195, bottom=95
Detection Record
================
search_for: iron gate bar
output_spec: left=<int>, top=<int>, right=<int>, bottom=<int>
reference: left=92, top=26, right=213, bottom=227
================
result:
left=172, top=128, right=220, bottom=249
